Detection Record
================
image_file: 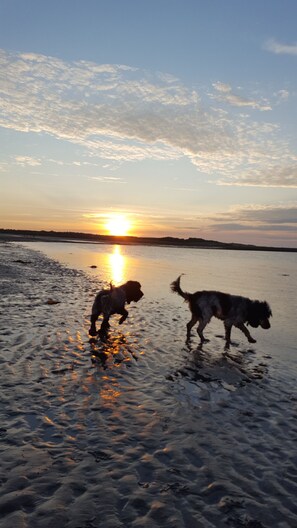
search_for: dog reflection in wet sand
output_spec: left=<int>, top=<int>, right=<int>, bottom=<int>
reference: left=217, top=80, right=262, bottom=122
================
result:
left=171, top=275, right=272, bottom=349
left=89, top=280, right=143, bottom=338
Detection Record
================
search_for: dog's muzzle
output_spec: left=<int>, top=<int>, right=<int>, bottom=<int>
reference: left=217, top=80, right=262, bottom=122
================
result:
left=260, top=319, right=270, bottom=329
left=133, top=291, right=144, bottom=302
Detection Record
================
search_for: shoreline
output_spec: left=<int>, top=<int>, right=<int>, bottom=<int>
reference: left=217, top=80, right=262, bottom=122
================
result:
left=1, top=230, right=296, bottom=253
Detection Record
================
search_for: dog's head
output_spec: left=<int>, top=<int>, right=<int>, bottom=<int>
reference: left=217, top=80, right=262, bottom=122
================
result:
left=248, top=300, right=272, bottom=329
left=123, top=280, right=143, bottom=304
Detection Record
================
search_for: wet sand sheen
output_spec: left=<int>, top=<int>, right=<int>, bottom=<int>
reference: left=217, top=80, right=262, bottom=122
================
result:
left=0, top=242, right=296, bottom=528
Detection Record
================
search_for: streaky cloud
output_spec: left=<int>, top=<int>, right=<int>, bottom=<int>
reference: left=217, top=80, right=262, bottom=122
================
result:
left=264, top=38, right=297, bottom=56
left=212, top=81, right=271, bottom=111
left=211, top=203, right=297, bottom=226
left=0, top=48, right=296, bottom=188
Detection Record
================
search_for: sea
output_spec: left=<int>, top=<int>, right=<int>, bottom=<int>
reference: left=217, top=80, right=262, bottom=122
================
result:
left=22, top=240, right=296, bottom=357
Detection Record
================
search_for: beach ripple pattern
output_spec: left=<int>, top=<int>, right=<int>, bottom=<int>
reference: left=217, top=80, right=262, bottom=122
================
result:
left=0, top=243, right=297, bottom=528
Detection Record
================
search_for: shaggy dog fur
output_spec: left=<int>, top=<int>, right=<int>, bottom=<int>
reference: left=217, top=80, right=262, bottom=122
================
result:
left=89, top=280, right=143, bottom=337
left=171, top=275, right=272, bottom=348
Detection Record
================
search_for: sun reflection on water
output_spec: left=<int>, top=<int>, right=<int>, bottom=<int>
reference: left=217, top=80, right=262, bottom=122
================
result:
left=108, top=245, right=125, bottom=284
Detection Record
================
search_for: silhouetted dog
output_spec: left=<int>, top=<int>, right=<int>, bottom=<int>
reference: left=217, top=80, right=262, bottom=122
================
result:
left=171, top=275, right=272, bottom=348
left=89, top=280, right=143, bottom=337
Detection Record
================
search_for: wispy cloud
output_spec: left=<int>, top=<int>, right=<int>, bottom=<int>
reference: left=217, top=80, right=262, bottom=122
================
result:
left=212, top=82, right=271, bottom=111
left=214, top=203, right=297, bottom=228
left=89, top=176, right=126, bottom=184
left=0, top=49, right=296, bottom=188
left=275, top=89, right=290, bottom=102
left=199, top=203, right=297, bottom=246
left=15, top=156, right=42, bottom=166
left=217, top=163, right=297, bottom=188
left=264, top=39, right=297, bottom=56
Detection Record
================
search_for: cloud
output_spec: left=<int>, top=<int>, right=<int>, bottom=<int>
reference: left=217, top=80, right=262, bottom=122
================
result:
left=0, top=49, right=296, bottom=188
left=210, top=203, right=297, bottom=231
left=15, top=156, right=42, bottom=167
left=218, top=164, right=297, bottom=188
left=275, top=89, right=290, bottom=102
left=89, top=176, right=126, bottom=184
left=212, top=81, right=231, bottom=94
left=264, top=39, right=297, bottom=56
left=212, top=81, right=271, bottom=111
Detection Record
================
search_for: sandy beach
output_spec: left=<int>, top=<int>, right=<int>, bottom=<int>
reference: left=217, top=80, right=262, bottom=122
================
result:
left=0, top=241, right=297, bottom=528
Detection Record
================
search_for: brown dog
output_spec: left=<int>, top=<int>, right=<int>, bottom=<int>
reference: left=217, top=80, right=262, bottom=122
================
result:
left=89, top=280, right=143, bottom=337
left=171, top=275, right=272, bottom=348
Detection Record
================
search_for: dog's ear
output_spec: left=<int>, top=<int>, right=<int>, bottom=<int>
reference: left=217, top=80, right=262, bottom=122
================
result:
left=247, top=300, right=272, bottom=327
left=263, top=301, right=272, bottom=318
left=124, top=281, right=143, bottom=303
left=256, top=300, right=272, bottom=320
left=247, top=300, right=261, bottom=327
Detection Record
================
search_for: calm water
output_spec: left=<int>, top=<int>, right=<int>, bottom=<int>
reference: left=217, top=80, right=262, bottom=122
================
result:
left=22, top=241, right=296, bottom=356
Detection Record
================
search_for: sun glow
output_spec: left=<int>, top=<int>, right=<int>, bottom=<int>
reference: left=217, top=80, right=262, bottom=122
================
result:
left=105, top=214, right=131, bottom=236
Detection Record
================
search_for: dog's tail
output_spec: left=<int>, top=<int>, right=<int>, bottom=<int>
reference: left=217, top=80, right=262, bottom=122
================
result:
left=170, top=274, right=190, bottom=301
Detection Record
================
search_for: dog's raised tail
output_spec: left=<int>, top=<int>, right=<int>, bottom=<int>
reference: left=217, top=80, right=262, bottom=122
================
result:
left=170, top=275, right=190, bottom=301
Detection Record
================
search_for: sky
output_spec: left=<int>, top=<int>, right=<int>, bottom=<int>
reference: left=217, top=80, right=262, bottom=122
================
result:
left=0, top=0, right=297, bottom=247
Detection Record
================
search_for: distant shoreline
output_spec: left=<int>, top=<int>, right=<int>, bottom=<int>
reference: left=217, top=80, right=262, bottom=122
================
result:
left=0, top=228, right=296, bottom=252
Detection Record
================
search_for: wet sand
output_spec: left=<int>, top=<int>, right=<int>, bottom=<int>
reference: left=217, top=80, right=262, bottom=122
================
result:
left=0, top=242, right=297, bottom=528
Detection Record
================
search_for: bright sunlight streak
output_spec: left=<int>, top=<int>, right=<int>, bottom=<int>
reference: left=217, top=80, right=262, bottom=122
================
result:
left=105, top=214, right=131, bottom=236
left=108, top=245, right=125, bottom=284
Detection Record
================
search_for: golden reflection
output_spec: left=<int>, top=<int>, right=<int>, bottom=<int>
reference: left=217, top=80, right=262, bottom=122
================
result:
left=89, top=332, right=138, bottom=404
left=108, top=245, right=125, bottom=284
left=100, top=385, right=121, bottom=402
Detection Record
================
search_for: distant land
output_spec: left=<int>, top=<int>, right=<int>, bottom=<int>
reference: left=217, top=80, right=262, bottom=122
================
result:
left=0, top=228, right=296, bottom=252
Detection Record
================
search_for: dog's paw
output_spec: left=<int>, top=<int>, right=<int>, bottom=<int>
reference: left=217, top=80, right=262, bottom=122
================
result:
left=89, top=327, right=97, bottom=336
left=98, top=329, right=108, bottom=342
left=248, top=337, right=257, bottom=343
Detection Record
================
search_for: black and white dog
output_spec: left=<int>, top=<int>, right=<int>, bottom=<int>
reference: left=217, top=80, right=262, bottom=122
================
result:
left=89, top=280, right=143, bottom=337
left=171, top=275, right=272, bottom=348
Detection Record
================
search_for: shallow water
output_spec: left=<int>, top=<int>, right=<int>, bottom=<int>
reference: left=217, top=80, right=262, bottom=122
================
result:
left=1, top=241, right=297, bottom=528
left=22, top=240, right=297, bottom=355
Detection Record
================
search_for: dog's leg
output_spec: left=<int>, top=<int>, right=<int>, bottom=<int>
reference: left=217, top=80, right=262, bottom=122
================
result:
left=186, top=314, right=198, bottom=340
left=89, top=313, right=100, bottom=336
left=196, top=319, right=208, bottom=344
left=99, top=316, right=110, bottom=338
left=236, top=323, right=256, bottom=344
left=89, top=292, right=105, bottom=336
left=118, top=308, right=128, bottom=325
left=224, top=322, right=232, bottom=349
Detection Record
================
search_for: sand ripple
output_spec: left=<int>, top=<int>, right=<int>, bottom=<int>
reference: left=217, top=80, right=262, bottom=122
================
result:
left=0, top=242, right=296, bottom=527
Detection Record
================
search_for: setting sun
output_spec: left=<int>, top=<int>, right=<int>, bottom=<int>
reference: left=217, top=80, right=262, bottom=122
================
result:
left=105, top=214, right=131, bottom=236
